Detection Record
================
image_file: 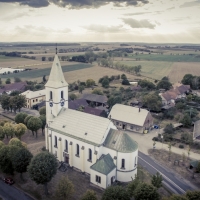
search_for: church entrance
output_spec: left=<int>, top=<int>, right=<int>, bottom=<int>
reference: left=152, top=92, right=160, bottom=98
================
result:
left=65, top=154, right=69, bottom=164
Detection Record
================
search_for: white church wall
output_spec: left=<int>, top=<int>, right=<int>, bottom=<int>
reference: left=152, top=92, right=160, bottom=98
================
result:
left=106, top=168, right=116, bottom=187
left=90, top=169, right=107, bottom=189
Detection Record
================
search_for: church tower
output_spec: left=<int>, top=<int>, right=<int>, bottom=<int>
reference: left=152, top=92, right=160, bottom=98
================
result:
left=45, top=52, right=68, bottom=120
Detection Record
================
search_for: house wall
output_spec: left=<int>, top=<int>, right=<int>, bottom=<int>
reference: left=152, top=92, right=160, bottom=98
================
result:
left=106, top=168, right=116, bottom=187
left=90, top=169, right=107, bottom=189
left=26, top=95, right=46, bottom=109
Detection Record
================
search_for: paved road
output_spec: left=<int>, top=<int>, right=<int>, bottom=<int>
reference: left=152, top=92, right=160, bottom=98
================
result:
left=0, top=180, right=34, bottom=200
left=138, top=151, right=197, bottom=194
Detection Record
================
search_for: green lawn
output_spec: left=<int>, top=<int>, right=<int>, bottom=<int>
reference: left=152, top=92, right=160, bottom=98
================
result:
left=0, top=63, right=93, bottom=80
left=117, top=60, right=173, bottom=80
left=128, top=54, right=200, bottom=62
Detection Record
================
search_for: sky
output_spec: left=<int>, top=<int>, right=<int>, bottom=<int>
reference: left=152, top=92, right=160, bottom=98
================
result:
left=0, top=0, right=200, bottom=43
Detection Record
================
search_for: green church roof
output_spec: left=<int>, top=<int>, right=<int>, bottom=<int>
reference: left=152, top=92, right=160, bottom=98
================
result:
left=90, top=154, right=116, bottom=175
left=104, top=129, right=138, bottom=153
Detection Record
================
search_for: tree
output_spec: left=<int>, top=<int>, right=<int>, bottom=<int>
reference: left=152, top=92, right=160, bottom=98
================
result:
left=28, top=152, right=58, bottom=195
left=142, top=93, right=162, bottom=111
left=12, top=148, right=33, bottom=180
left=0, top=126, right=5, bottom=140
left=138, top=80, right=156, bottom=90
left=162, top=76, right=169, bottom=81
left=39, top=115, right=46, bottom=135
left=10, top=90, right=21, bottom=96
left=27, top=117, right=42, bottom=138
left=122, top=79, right=130, bottom=85
left=164, top=124, right=174, bottom=134
left=186, top=190, right=200, bottom=200
left=0, top=145, right=15, bottom=174
left=102, top=186, right=130, bottom=200
left=102, top=78, right=109, bottom=88
left=86, top=79, right=95, bottom=87
left=81, top=190, right=98, bottom=200
left=79, top=85, right=85, bottom=94
left=182, top=74, right=194, bottom=86
left=168, top=194, right=188, bottom=200
left=54, top=176, right=74, bottom=200
left=69, top=94, right=77, bottom=101
left=127, top=176, right=141, bottom=198
left=180, top=114, right=192, bottom=128
left=14, top=123, right=27, bottom=140
left=24, top=115, right=33, bottom=126
left=3, top=123, right=15, bottom=138
left=5, top=78, right=11, bottom=84
left=11, top=95, right=26, bottom=113
left=181, top=133, right=193, bottom=145
left=15, top=112, right=28, bottom=124
left=134, top=183, right=160, bottom=200
left=151, top=172, right=162, bottom=188
left=121, top=74, right=127, bottom=80
left=0, top=141, right=4, bottom=149
left=39, top=106, right=46, bottom=115
left=14, top=77, right=21, bottom=83
left=157, top=80, right=172, bottom=90
left=107, top=96, right=122, bottom=108
left=92, top=89, right=103, bottom=95
left=8, top=137, right=24, bottom=148
left=0, top=94, right=10, bottom=111
left=89, top=57, right=94, bottom=64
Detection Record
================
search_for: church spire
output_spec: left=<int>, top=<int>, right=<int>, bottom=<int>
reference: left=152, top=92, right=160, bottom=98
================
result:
left=45, top=52, right=68, bottom=88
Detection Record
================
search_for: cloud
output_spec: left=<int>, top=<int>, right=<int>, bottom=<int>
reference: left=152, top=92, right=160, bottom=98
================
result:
left=0, top=0, right=149, bottom=8
left=123, top=11, right=151, bottom=16
left=82, top=24, right=126, bottom=33
left=1, top=12, right=29, bottom=20
left=122, top=18, right=156, bottom=29
left=180, top=0, right=200, bottom=8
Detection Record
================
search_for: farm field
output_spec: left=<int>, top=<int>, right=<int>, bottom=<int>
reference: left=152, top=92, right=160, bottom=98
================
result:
left=128, top=53, right=200, bottom=62
left=0, top=63, right=93, bottom=82
left=168, top=62, right=200, bottom=82
left=116, top=60, right=174, bottom=81
left=0, top=55, right=29, bottom=62
left=62, top=65, right=139, bottom=83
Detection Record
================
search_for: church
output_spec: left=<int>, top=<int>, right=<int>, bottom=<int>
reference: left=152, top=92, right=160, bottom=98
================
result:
left=45, top=53, right=138, bottom=189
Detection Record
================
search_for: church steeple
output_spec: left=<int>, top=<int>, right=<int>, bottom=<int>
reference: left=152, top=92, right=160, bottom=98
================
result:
left=45, top=54, right=68, bottom=88
left=45, top=51, right=68, bottom=118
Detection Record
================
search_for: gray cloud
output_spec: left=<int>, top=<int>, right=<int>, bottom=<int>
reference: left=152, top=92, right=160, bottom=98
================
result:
left=82, top=24, right=126, bottom=33
left=1, top=12, right=29, bottom=20
left=123, top=11, right=151, bottom=16
left=122, top=18, right=156, bottom=29
left=180, top=0, right=200, bottom=8
left=0, top=0, right=149, bottom=8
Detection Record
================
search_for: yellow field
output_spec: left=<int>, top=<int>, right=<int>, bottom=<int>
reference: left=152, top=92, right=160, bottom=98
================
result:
left=168, top=62, right=200, bottom=83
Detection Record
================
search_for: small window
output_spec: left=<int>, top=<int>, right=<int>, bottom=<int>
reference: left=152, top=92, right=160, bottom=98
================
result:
left=121, top=159, right=125, bottom=169
left=65, top=140, right=68, bottom=152
left=76, top=144, right=79, bottom=156
left=33, top=100, right=34, bottom=102
left=36, top=99, right=38, bottom=102
left=61, top=91, right=64, bottom=99
left=96, top=175, right=101, bottom=183
left=54, top=136, right=57, bottom=147
left=116, top=122, right=119, bottom=125
left=88, top=148, right=92, bottom=161
left=50, top=91, right=53, bottom=99
left=130, top=125, right=133, bottom=130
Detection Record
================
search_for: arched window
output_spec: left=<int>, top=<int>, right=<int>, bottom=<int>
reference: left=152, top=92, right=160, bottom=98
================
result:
left=65, top=140, right=68, bottom=152
left=50, top=91, right=53, bottom=100
left=76, top=144, right=79, bottom=156
left=61, top=91, right=64, bottom=99
left=121, top=159, right=125, bottom=169
left=54, top=136, right=57, bottom=147
left=135, top=157, right=137, bottom=166
left=88, top=149, right=92, bottom=161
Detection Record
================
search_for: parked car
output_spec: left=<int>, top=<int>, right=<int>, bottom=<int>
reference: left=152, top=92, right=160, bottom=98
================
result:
left=3, top=177, right=14, bottom=185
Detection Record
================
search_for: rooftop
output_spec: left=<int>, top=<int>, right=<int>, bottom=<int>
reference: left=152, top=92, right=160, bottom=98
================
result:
left=90, top=154, right=116, bottom=175
left=82, top=93, right=108, bottom=104
left=104, top=129, right=138, bottom=153
left=21, top=89, right=46, bottom=99
left=108, top=104, right=149, bottom=126
left=0, top=82, right=27, bottom=94
left=49, top=108, right=113, bottom=146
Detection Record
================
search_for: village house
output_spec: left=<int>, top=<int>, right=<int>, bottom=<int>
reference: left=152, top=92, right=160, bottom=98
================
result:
left=82, top=93, right=108, bottom=107
left=21, top=89, right=46, bottom=109
left=108, top=104, right=153, bottom=133
left=45, top=54, right=138, bottom=189
left=0, top=81, right=27, bottom=95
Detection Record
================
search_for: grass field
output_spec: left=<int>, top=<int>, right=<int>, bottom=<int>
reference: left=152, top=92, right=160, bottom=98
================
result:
left=168, top=62, right=200, bottom=82
left=128, top=54, right=200, bottom=62
left=117, top=60, right=173, bottom=80
left=0, top=63, right=93, bottom=81
left=0, top=55, right=28, bottom=62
